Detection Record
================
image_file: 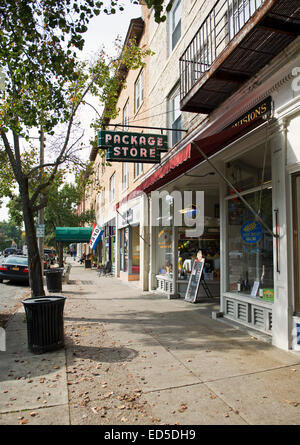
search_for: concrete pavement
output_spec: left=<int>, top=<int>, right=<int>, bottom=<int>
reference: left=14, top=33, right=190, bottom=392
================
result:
left=1, top=259, right=300, bottom=425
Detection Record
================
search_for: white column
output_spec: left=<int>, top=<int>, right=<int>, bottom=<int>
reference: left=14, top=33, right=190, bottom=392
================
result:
left=140, top=194, right=149, bottom=291
left=219, top=161, right=228, bottom=314
left=271, top=125, right=293, bottom=350
left=148, top=195, right=157, bottom=291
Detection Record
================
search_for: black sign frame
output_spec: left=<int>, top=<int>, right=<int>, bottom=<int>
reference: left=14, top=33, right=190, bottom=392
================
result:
left=184, top=259, right=205, bottom=303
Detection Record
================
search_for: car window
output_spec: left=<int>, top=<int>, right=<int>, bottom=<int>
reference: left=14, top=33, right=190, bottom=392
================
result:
left=4, top=256, right=28, bottom=266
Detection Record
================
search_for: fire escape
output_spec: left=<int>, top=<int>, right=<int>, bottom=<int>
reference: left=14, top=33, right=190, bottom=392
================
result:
left=180, top=0, right=300, bottom=114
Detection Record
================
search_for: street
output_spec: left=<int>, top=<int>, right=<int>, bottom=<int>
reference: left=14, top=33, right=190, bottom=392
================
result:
left=0, top=268, right=29, bottom=326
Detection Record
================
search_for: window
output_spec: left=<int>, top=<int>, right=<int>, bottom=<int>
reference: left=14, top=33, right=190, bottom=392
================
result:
left=168, top=84, right=182, bottom=146
left=228, top=0, right=263, bottom=40
left=120, top=227, right=129, bottom=272
left=227, top=187, right=273, bottom=299
left=109, top=173, right=115, bottom=202
left=169, top=0, right=181, bottom=52
left=122, top=162, right=128, bottom=190
left=134, top=163, right=143, bottom=178
left=123, top=101, right=129, bottom=130
left=135, top=71, right=144, bottom=112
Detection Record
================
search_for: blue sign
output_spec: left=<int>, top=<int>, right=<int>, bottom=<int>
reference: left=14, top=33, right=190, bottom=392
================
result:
left=241, top=220, right=263, bottom=244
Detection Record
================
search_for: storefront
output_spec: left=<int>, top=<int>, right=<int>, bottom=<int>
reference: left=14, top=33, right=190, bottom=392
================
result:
left=151, top=186, right=220, bottom=299
left=147, top=79, right=299, bottom=347
left=117, top=198, right=141, bottom=281
left=221, top=137, right=274, bottom=334
left=102, top=219, right=116, bottom=273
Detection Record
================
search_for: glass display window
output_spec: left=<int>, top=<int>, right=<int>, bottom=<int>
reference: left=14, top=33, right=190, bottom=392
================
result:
left=226, top=144, right=271, bottom=194
left=292, top=174, right=300, bottom=314
left=132, top=225, right=140, bottom=275
left=227, top=186, right=274, bottom=300
left=156, top=227, right=173, bottom=276
left=120, top=227, right=129, bottom=272
left=178, top=228, right=220, bottom=281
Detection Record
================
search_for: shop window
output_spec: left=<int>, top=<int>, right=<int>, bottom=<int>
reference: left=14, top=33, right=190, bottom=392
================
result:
left=131, top=226, right=140, bottom=275
left=227, top=186, right=274, bottom=300
left=157, top=227, right=173, bottom=276
left=135, top=70, right=144, bottom=113
left=156, top=193, right=173, bottom=276
left=226, top=144, right=272, bottom=194
left=120, top=227, right=129, bottom=272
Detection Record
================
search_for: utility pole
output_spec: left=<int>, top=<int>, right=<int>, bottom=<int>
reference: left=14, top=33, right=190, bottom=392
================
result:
left=38, top=126, right=45, bottom=276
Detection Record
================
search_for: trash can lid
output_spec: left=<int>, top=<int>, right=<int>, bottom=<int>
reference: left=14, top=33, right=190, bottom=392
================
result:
left=22, top=296, right=66, bottom=304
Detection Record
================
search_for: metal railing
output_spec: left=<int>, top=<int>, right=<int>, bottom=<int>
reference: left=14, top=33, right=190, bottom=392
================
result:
left=179, top=0, right=265, bottom=101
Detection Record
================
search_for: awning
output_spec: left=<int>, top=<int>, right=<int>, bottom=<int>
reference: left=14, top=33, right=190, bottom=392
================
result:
left=55, top=227, right=93, bottom=243
left=116, top=117, right=265, bottom=209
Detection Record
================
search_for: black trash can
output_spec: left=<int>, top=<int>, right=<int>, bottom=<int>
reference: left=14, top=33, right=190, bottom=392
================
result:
left=22, top=296, right=66, bottom=354
left=85, top=259, right=91, bottom=269
left=45, top=268, right=63, bottom=292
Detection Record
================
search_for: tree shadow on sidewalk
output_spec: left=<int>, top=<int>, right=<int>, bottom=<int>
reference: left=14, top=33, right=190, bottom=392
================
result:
left=64, top=325, right=139, bottom=365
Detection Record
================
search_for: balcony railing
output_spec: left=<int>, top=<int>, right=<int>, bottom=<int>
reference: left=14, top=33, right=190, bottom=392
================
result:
left=180, top=0, right=265, bottom=104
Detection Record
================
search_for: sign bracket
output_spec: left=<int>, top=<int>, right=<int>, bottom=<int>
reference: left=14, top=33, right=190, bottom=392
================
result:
left=104, top=124, right=188, bottom=133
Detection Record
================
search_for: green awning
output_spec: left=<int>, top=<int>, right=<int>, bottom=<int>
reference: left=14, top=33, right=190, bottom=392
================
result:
left=55, top=227, right=93, bottom=243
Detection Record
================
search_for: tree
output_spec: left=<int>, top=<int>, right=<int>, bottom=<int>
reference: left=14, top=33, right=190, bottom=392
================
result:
left=0, top=0, right=154, bottom=297
left=0, top=220, right=22, bottom=251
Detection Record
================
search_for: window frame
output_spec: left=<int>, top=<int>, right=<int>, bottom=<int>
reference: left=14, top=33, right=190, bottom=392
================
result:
left=123, top=100, right=129, bottom=130
left=109, top=173, right=116, bottom=203
left=169, top=0, right=182, bottom=53
left=168, top=83, right=182, bottom=147
left=134, top=162, right=143, bottom=179
left=135, top=70, right=144, bottom=113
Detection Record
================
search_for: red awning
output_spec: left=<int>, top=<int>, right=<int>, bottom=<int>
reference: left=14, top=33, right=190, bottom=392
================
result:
left=115, top=118, right=265, bottom=209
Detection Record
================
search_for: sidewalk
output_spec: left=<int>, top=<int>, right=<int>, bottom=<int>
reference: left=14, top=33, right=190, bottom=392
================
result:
left=1, top=260, right=300, bottom=425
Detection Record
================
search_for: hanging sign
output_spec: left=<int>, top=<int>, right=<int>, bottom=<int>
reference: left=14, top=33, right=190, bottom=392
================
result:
left=241, top=220, right=263, bottom=244
left=89, top=223, right=104, bottom=250
left=98, top=130, right=168, bottom=164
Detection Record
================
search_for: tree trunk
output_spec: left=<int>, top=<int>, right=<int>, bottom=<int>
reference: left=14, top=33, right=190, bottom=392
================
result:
left=20, top=178, right=45, bottom=297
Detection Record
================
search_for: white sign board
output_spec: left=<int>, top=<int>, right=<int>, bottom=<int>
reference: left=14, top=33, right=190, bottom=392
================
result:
left=36, top=224, right=45, bottom=238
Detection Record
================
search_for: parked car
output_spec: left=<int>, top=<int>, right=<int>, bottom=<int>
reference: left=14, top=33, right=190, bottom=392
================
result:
left=0, top=255, right=29, bottom=283
left=16, top=249, right=23, bottom=255
left=44, top=249, right=56, bottom=265
left=4, top=248, right=17, bottom=257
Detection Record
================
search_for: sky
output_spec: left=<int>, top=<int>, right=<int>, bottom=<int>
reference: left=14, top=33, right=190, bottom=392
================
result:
left=0, top=0, right=142, bottom=222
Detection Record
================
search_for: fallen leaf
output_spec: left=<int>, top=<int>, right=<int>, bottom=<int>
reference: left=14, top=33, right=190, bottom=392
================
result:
left=18, top=418, right=28, bottom=424
left=285, top=400, right=300, bottom=407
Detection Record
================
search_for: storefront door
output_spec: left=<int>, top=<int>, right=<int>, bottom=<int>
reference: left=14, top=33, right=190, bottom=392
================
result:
left=292, top=174, right=300, bottom=314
